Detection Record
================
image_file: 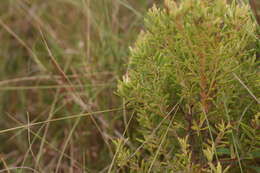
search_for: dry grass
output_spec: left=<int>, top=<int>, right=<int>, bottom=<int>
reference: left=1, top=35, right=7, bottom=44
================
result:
left=0, top=0, right=159, bottom=172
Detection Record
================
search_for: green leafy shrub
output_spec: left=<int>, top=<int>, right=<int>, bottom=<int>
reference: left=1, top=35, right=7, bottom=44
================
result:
left=116, top=0, right=260, bottom=172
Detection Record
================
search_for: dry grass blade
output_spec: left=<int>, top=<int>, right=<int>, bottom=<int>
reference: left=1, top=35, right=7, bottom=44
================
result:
left=0, top=19, right=46, bottom=71
left=0, top=108, right=122, bottom=135
left=233, top=73, right=260, bottom=104
left=0, top=155, right=11, bottom=173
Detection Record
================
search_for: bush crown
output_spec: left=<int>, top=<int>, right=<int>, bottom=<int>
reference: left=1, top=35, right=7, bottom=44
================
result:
left=116, top=0, right=260, bottom=172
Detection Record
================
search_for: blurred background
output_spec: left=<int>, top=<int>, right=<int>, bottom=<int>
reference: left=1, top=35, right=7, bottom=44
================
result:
left=0, top=0, right=163, bottom=172
left=0, top=0, right=257, bottom=172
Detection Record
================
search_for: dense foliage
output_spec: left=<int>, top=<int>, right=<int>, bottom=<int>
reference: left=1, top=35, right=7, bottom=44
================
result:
left=117, top=0, right=260, bottom=172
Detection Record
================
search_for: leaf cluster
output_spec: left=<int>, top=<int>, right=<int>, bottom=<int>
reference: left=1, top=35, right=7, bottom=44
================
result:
left=116, top=0, right=260, bottom=172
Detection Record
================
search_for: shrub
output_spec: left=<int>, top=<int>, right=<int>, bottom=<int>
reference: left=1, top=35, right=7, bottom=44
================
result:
left=116, top=0, right=260, bottom=172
